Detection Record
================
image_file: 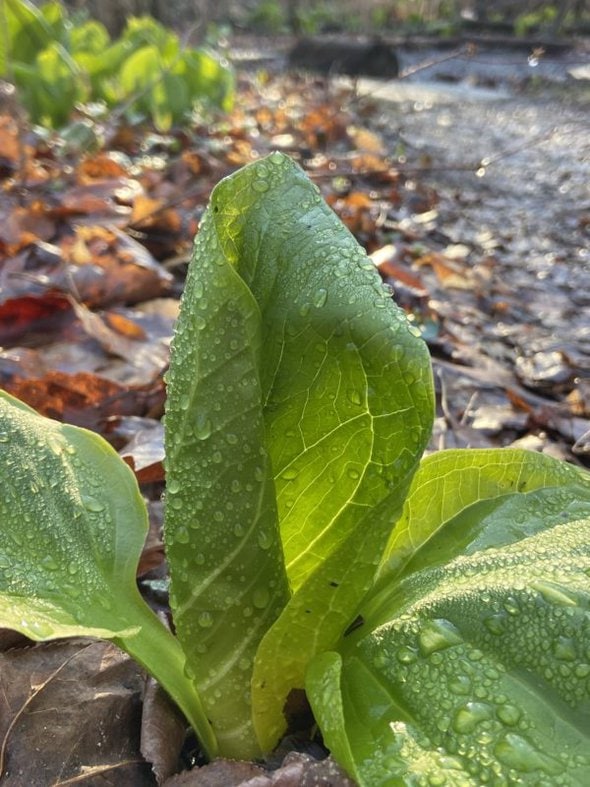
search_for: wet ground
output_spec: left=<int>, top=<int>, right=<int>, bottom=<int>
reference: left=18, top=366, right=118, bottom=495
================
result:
left=360, top=46, right=590, bottom=363
left=360, top=60, right=590, bottom=456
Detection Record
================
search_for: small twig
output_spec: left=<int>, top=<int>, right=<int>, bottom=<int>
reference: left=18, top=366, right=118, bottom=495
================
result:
left=51, top=759, right=147, bottom=786
left=398, top=45, right=474, bottom=80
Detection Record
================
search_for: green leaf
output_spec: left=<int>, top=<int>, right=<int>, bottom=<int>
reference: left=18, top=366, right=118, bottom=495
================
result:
left=73, top=39, right=132, bottom=99
left=180, top=49, right=235, bottom=112
left=118, top=43, right=161, bottom=104
left=1, top=0, right=56, bottom=73
left=377, top=447, right=590, bottom=587
left=164, top=160, right=292, bottom=759
left=307, top=450, right=590, bottom=785
left=121, top=14, right=178, bottom=53
left=0, top=390, right=216, bottom=758
left=150, top=70, right=189, bottom=131
left=69, top=19, right=111, bottom=55
left=164, top=152, right=433, bottom=756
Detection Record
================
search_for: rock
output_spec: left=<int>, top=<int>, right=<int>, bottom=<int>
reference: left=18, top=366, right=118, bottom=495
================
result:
left=288, top=38, right=399, bottom=79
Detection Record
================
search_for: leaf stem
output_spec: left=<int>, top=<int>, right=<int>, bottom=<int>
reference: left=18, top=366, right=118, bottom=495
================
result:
left=115, top=595, right=218, bottom=761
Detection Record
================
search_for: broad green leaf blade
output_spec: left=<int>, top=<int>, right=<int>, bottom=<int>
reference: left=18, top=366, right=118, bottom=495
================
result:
left=253, top=488, right=425, bottom=753
left=0, top=389, right=148, bottom=630
left=164, top=175, right=291, bottom=758
left=377, top=448, right=590, bottom=587
left=205, top=154, right=433, bottom=751
left=0, top=390, right=216, bottom=758
left=165, top=153, right=433, bottom=757
left=309, top=447, right=590, bottom=785
left=207, top=154, right=432, bottom=595
left=1, top=0, right=55, bottom=73
left=312, top=516, right=590, bottom=785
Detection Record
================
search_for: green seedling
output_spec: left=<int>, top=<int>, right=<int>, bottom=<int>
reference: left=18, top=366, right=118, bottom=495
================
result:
left=1, top=154, right=589, bottom=784
left=2, top=0, right=233, bottom=128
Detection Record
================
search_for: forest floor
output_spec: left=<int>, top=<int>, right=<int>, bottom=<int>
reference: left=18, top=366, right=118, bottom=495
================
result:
left=0, top=32, right=589, bottom=787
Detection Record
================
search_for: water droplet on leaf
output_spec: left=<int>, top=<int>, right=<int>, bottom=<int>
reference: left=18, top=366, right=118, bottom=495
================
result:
left=313, top=288, right=328, bottom=308
left=253, top=588, right=270, bottom=609
left=198, top=611, right=214, bottom=628
left=252, top=179, right=269, bottom=193
left=195, top=414, right=212, bottom=440
left=418, top=618, right=462, bottom=655
left=82, top=495, right=105, bottom=513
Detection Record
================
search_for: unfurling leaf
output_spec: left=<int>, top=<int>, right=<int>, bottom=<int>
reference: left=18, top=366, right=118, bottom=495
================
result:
left=164, top=153, right=434, bottom=756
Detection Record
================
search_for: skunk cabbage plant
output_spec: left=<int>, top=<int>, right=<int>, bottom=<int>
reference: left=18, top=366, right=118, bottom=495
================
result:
left=0, top=154, right=589, bottom=784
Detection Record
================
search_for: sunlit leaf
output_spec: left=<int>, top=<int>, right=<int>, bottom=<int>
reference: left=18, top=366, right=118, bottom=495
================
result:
left=308, top=449, right=590, bottom=785
left=164, top=153, right=433, bottom=756
left=0, top=390, right=216, bottom=757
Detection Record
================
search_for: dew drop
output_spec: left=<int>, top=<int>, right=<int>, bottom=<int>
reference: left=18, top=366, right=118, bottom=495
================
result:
left=496, top=703, right=522, bottom=727
left=41, top=555, right=59, bottom=571
left=483, top=612, right=507, bottom=635
left=198, top=611, right=214, bottom=628
left=257, top=530, right=272, bottom=550
left=396, top=646, right=417, bottom=664
left=82, top=495, right=105, bottom=513
left=313, top=288, right=328, bottom=308
left=175, top=526, right=190, bottom=544
left=418, top=618, right=462, bottom=655
left=226, top=433, right=238, bottom=445
left=299, top=302, right=311, bottom=317
left=47, top=435, right=63, bottom=455
left=168, top=478, right=181, bottom=494
left=347, top=468, right=360, bottom=480
left=348, top=389, right=363, bottom=406
left=195, top=414, right=212, bottom=440
left=494, top=733, right=563, bottom=775
left=452, top=702, right=493, bottom=735
left=503, top=596, right=520, bottom=616
left=553, top=636, right=576, bottom=661
left=281, top=467, right=298, bottom=481
left=0, top=431, right=9, bottom=443
left=449, top=674, right=471, bottom=696
left=252, top=178, right=270, bottom=193
left=253, top=588, right=270, bottom=609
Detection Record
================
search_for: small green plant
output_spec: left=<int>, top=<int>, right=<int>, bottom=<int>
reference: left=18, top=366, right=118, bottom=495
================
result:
left=1, top=154, right=589, bottom=783
left=0, top=0, right=234, bottom=129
